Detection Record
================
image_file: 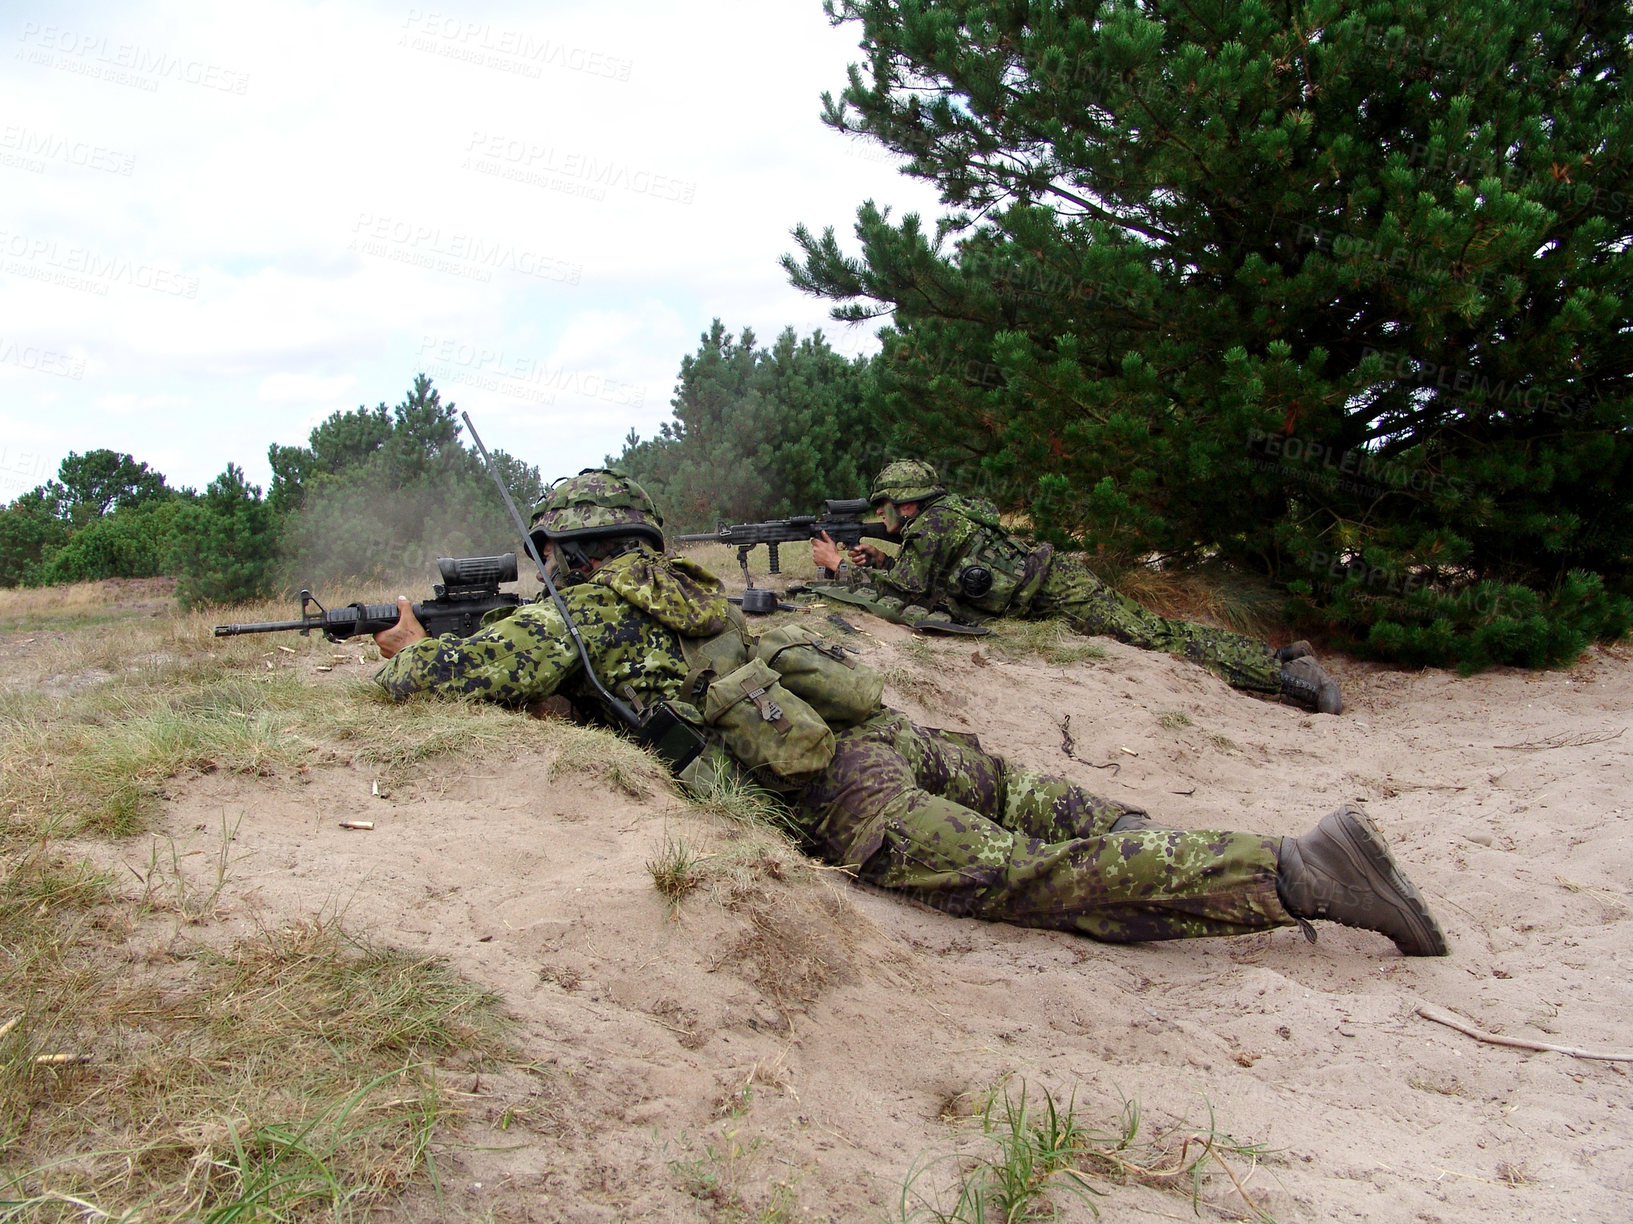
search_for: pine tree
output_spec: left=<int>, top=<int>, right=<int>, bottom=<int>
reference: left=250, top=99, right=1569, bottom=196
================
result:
left=270, top=376, right=542, bottom=584
left=787, top=0, right=1632, bottom=666
left=614, top=321, right=886, bottom=530
left=171, top=465, right=278, bottom=607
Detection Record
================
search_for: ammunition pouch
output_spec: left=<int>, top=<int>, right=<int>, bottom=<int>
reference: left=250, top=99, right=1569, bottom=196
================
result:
left=701, top=658, right=834, bottom=788
left=677, top=609, right=884, bottom=789
left=755, top=624, right=883, bottom=726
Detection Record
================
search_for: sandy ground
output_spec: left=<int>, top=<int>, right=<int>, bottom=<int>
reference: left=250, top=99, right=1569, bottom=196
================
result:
left=81, top=605, right=1633, bottom=1222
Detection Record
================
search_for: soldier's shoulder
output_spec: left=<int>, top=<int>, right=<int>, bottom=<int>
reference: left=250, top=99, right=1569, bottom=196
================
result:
left=921, top=493, right=1003, bottom=530
left=943, top=492, right=1005, bottom=523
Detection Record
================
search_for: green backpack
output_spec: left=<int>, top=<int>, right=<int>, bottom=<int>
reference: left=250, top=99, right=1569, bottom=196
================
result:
left=679, top=615, right=884, bottom=788
left=753, top=624, right=882, bottom=726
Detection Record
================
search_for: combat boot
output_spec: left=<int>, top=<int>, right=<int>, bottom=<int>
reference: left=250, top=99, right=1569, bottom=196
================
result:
left=1275, top=640, right=1315, bottom=663
left=1280, top=656, right=1342, bottom=714
left=1277, top=805, right=1448, bottom=956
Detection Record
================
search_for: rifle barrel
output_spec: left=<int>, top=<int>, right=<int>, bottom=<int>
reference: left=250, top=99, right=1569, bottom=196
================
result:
left=213, top=618, right=318, bottom=637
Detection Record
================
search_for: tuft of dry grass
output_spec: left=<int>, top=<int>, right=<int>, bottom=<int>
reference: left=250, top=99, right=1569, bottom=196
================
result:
left=1101, top=561, right=1283, bottom=641
left=0, top=915, right=511, bottom=1221
left=548, top=723, right=664, bottom=798
left=985, top=619, right=1108, bottom=667
left=896, top=1084, right=1282, bottom=1224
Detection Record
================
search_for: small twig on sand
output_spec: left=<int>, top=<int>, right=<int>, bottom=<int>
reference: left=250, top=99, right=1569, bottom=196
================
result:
left=1058, top=715, right=1076, bottom=759
left=1495, top=727, right=1624, bottom=751
left=1418, top=1005, right=1633, bottom=1063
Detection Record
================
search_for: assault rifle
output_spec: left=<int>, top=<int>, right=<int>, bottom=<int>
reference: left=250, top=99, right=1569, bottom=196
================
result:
left=675, top=498, right=894, bottom=613
left=213, top=554, right=525, bottom=642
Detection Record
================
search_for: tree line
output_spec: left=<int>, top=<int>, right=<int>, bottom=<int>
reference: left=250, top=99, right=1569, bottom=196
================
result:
left=5, top=2, right=1630, bottom=670
left=0, top=376, right=543, bottom=605
left=775, top=0, right=1632, bottom=670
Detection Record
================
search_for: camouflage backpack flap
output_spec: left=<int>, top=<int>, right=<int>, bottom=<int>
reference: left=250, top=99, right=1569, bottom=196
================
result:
left=754, top=623, right=883, bottom=727
left=700, top=657, right=835, bottom=789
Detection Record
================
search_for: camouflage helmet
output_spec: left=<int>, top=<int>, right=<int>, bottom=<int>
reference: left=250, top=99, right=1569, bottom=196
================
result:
left=529, top=468, right=664, bottom=550
left=869, top=459, right=944, bottom=506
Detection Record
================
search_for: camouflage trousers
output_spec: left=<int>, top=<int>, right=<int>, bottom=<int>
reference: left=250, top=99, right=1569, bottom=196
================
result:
left=792, top=712, right=1292, bottom=943
left=1033, top=562, right=1282, bottom=694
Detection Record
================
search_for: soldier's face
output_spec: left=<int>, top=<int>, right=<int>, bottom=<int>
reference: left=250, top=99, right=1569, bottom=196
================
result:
left=877, top=502, right=905, bottom=535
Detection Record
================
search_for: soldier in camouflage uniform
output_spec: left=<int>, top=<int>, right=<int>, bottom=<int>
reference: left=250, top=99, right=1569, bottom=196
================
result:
left=811, top=460, right=1343, bottom=713
left=375, top=469, right=1444, bottom=954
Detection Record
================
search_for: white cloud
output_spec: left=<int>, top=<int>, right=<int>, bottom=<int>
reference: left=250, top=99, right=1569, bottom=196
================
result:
left=257, top=372, right=358, bottom=403
left=0, top=0, right=944, bottom=493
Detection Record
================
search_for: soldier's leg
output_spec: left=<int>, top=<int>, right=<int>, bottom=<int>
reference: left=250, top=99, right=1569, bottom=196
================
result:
left=867, top=799, right=1292, bottom=942
left=1033, top=566, right=1282, bottom=694
left=795, top=714, right=1292, bottom=942
left=888, top=723, right=1148, bottom=842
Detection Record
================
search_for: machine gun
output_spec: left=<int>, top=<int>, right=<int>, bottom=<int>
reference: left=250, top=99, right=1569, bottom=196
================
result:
left=675, top=499, right=892, bottom=613
left=213, top=553, right=525, bottom=642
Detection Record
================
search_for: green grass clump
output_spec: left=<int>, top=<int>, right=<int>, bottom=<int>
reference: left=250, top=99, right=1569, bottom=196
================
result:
left=895, top=1081, right=1280, bottom=1223
left=648, top=834, right=707, bottom=910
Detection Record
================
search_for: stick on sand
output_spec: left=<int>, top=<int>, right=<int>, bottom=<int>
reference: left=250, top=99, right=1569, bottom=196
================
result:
left=1417, top=1005, right=1633, bottom=1063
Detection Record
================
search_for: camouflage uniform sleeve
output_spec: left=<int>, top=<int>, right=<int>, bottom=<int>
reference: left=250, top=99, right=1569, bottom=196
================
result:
left=875, top=505, right=977, bottom=607
left=374, top=600, right=582, bottom=703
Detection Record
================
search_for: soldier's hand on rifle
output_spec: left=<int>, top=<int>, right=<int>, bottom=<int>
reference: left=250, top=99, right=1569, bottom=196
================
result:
left=812, top=531, right=846, bottom=573
left=851, top=542, right=888, bottom=568
left=375, top=595, right=430, bottom=659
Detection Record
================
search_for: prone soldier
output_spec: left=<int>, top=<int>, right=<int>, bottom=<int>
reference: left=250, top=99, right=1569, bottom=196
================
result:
left=374, top=468, right=1445, bottom=955
left=811, top=460, right=1344, bottom=714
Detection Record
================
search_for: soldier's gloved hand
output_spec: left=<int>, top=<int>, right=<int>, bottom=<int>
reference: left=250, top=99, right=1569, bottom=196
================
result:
left=812, top=531, right=846, bottom=572
left=375, top=595, right=430, bottom=659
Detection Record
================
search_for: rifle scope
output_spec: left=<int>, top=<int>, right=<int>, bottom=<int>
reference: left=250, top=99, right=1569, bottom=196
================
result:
left=436, top=553, right=518, bottom=587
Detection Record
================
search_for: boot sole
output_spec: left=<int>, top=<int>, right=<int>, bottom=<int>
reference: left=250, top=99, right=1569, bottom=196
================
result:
left=1324, top=805, right=1447, bottom=955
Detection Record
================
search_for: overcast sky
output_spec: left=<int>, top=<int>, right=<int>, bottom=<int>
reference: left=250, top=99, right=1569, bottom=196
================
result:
left=0, top=0, right=942, bottom=501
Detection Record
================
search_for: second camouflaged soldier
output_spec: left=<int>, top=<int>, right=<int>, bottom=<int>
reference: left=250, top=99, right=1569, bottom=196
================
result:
left=374, top=469, right=1444, bottom=955
left=811, top=460, right=1343, bottom=714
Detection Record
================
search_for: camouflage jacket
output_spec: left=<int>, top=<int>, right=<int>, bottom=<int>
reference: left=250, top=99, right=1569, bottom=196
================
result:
left=374, top=547, right=732, bottom=720
left=874, top=493, right=1055, bottom=619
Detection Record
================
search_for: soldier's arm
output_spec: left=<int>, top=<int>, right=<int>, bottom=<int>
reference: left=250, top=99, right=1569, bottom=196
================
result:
left=875, top=513, right=971, bottom=606
left=374, top=600, right=581, bottom=702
